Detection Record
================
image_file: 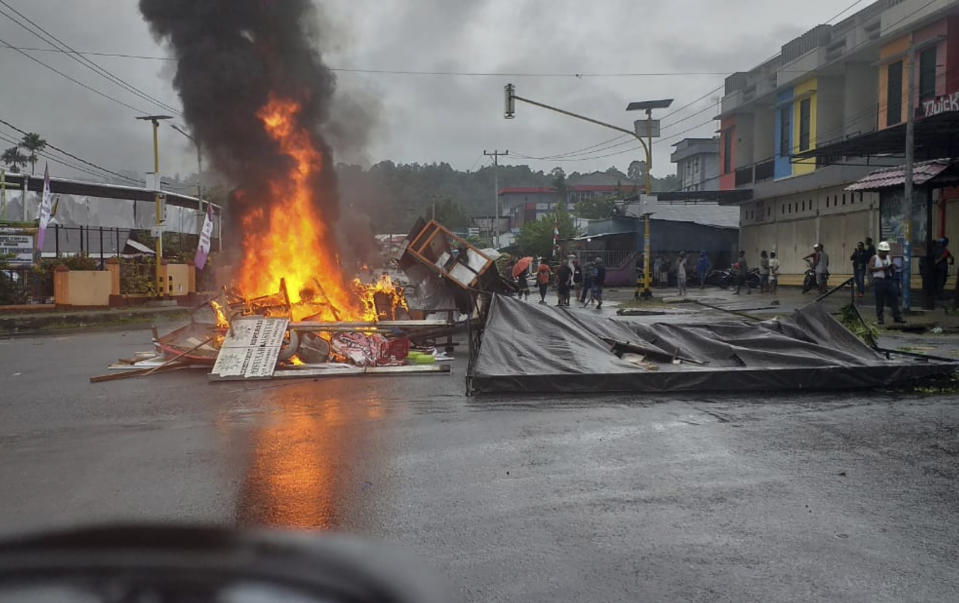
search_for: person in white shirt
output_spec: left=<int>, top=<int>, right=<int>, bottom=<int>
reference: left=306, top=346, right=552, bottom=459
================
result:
left=676, top=251, right=688, bottom=297
left=767, top=251, right=780, bottom=295
left=869, top=241, right=905, bottom=325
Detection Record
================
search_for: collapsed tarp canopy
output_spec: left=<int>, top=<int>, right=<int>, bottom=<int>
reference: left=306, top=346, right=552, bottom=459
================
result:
left=470, top=295, right=956, bottom=394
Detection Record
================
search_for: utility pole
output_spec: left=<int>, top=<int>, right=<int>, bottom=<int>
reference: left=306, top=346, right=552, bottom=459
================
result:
left=484, top=149, right=508, bottom=248
left=902, top=44, right=915, bottom=312
left=137, top=115, right=173, bottom=297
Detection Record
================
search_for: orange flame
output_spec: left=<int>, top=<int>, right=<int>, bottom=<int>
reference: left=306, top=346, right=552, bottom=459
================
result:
left=233, top=95, right=407, bottom=323
left=237, top=95, right=360, bottom=321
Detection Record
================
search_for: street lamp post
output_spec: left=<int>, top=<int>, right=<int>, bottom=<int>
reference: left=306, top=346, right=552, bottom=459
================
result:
left=627, top=99, right=673, bottom=299
left=136, top=115, right=173, bottom=297
left=504, top=84, right=671, bottom=298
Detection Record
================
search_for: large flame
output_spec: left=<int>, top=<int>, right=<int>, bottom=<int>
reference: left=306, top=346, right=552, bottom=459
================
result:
left=233, top=95, right=405, bottom=324
left=237, top=96, right=360, bottom=322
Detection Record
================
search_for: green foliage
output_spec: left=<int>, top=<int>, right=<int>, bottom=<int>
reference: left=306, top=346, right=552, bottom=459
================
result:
left=652, top=173, right=680, bottom=193
left=337, top=161, right=684, bottom=235
left=19, top=133, right=47, bottom=176
left=839, top=303, right=880, bottom=343
left=1, top=146, right=27, bottom=173
left=515, top=205, right=580, bottom=259
left=427, top=198, right=469, bottom=230
left=573, top=195, right=617, bottom=219
left=120, top=257, right=157, bottom=295
left=0, top=253, right=27, bottom=304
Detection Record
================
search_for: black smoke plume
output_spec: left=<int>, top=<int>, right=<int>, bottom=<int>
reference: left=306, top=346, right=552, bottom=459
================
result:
left=139, top=0, right=341, bottom=233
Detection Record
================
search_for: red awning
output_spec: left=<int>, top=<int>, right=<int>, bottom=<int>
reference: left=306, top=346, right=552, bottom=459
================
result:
left=845, top=159, right=952, bottom=191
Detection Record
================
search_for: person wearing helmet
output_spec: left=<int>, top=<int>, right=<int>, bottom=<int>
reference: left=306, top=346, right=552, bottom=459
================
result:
left=869, top=241, right=905, bottom=325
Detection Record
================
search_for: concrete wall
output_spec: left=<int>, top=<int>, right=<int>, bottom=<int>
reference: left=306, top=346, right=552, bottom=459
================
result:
left=843, top=62, right=879, bottom=138
left=738, top=186, right=880, bottom=276
left=54, top=270, right=112, bottom=306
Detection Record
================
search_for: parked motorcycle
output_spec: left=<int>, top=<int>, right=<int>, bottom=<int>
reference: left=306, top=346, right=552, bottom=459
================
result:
left=801, top=259, right=819, bottom=293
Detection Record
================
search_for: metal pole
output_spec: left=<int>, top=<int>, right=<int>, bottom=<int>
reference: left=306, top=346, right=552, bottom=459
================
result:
left=115, top=227, right=120, bottom=257
left=152, top=120, right=163, bottom=296
left=1, top=168, right=5, bottom=221
left=484, top=150, right=508, bottom=247
left=903, top=43, right=915, bottom=311
left=55, top=224, right=59, bottom=258
left=21, top=175, right=27, bottom=222
left=99, top=226, right=104, bottom=269
left=642, top=111, right=653, bottom=299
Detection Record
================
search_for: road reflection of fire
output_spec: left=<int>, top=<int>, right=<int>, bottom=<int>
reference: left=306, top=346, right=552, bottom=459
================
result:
left=235, top=386, right=384, bottom=529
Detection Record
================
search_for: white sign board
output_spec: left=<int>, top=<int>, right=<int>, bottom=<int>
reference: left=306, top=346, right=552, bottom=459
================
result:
left=211, top=317, right=289, bottom=379
left=0, top=232, right=34, bottom=265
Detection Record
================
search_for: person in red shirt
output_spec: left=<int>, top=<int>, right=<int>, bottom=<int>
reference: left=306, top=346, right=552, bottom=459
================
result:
left=536, top=261, right=552, bottom=304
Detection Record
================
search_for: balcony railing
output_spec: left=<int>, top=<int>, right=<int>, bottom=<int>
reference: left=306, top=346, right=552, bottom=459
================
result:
left=735, top=166, right=754, bottom=187
left=754, top=160, right=775, bottom=182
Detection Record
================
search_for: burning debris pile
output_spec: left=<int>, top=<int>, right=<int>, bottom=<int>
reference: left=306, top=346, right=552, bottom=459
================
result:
left=88, top=1, right=454, bottom=382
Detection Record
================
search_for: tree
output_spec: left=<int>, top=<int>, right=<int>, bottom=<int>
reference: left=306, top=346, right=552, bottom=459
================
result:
left=427, top=197, right=469, bottom=230
left=573, top=195, right=617, bottom=220
left=1, top=146, right=27, bottom=173
left=19, top=132, right=47, bottom=175
left=515, top=204, right=579, bottom=259
left=651, top=173, right=680, bottom=193
left=627, top=160, right=646, bottom=184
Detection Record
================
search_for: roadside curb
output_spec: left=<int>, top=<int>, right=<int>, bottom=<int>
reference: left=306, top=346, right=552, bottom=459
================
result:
left=0, top=307, right=190, bottom=338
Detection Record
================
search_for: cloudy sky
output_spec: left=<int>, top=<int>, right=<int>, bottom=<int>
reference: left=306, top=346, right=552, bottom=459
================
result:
left=0, top=0, right=853, bottom=184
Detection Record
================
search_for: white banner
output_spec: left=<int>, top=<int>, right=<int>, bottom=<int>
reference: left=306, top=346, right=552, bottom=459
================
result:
left=36, top=163, right=53, bottom=250
left=194, top=203, right=214, bottom=269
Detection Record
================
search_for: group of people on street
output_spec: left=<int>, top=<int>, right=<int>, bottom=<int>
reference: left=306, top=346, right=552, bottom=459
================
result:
left=526, top=256, right=606, bottom=309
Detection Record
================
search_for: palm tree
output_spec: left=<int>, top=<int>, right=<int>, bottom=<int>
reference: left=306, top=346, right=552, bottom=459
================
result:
left=19, top=132, right=46, bottom=175
left=1, top=146, right=27, bottom=173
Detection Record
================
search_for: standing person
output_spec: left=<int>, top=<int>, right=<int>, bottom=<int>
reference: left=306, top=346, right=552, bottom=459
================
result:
left=580, top=258, right=593, bottom=305
left=556, top=260, right=573, bottom=307
left=536, top=260, right=551, bottom=304
left=676, top=251, right=688, bottom=297
left=572, top=257, right=583, bottom=303
left=869, top=241, right=905, bottom=325
left=816, top=244, right=830, bottom=293
left=864, top=237, right=877, bottom=292
left=768, top=251, right=780, bottom=295
left=516, top=272, right=530, bottom=300
left=759, top=250, right=770, bottom=293
left=733, top=250, right=751, bottom=295
left=695, top=251, right=710, bottom=289
left=934, top=237, right=954, bottom=298
left=591, top=256, right=606, bottom=310
left=653, top=256, right=663, bottom=288
left=851, top=241, right=868, bottom=298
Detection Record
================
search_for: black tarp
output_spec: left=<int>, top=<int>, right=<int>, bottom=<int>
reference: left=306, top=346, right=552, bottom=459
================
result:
left=470, top=294, right=956, bottom=394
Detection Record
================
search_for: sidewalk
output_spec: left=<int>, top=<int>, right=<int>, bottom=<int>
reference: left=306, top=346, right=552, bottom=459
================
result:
left=0, top=305, right=191, bottom=337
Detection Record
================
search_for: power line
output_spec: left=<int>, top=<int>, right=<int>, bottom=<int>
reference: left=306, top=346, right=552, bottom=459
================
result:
left=0, top=37, right=150, bottom=114
left=0, top=117, right=141, bottom=184
left=0, top=0, right=181, bottom=115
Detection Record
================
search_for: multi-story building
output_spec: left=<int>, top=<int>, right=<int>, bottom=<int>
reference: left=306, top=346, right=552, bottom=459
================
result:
left=498, top=183, right=640, bottom=229
left=718, top=0, right=959, bottom=287
left=670, top=137, right=720, bottom=191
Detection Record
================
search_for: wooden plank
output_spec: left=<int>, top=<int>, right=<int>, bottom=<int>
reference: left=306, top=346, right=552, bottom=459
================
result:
left=289, top=319, right=450, bottom=329
left=208, top=363, right=450, bottom=382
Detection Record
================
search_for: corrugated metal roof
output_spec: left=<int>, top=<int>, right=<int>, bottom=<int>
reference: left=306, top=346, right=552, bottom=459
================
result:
left=845, top=159, right=952, bottom=191
left=623, top=201, right=740, bottom=229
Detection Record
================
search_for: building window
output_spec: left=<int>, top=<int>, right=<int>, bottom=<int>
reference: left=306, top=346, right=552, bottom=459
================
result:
left=842, top=193, right=846, bottom=205
left=887, top=60, right=903, bottom=125
left=798, top=98, right=812, bottom=152
left=779, top=106, right=791, bottom=156
left=919, top=46, right=937, bottom=103
left=723, top=127, right=733, bottom=174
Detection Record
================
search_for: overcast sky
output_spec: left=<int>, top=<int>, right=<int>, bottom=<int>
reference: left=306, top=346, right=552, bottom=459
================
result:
left=0, top=0, right=851, bottom=183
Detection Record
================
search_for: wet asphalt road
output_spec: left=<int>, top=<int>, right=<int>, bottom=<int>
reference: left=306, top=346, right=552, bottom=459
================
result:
left=1, top=327, right=958, bottom=602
